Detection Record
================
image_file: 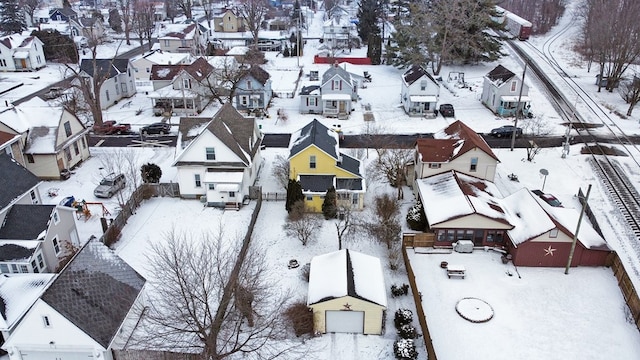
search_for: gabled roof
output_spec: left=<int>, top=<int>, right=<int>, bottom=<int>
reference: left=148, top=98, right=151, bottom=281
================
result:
left=181, top=57, right=214, bottom=82
left=150, top=64, right=185, bottom=81
left=289, top=119, right=339, bottom=160
left=299, top=174, right=334, bottom=192
left=486, top=65, right=516, bottom=86
left=300, top=85, right=320, bottom=95
left=0, top=34, right=38, bottom=50
left=402, top=65, right=437, bottom=86
left=308, top=249, right=386, bottom=307
left=140, top=50, right=190, bottom=65
left=0, top=154, right=40, bottom=211
left=416, top=171, right=511, bottom=227
left=243, top=66, right=270, bottom=86
left=177, top=117, right=210, bottom=145
left=337, top=152, right=361, bottom=177
left=0, top=273, right=54, bottom=331
left=0, top=205, right=54, bottom=240
left=158, top=23, right=197, bottom=39
left=203, top=103, right=259, bottom=165
left=80, top=58, right=131, bottom=80
left=417, top=120, right=499, bottom=163
left=321, top=63, right=352, bottom=85
left=41, top=238, right=145, bottom=349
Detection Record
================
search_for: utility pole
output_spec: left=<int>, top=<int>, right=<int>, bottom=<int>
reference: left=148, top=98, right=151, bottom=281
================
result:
left=510, top=61, right=527, bottom=151
left=565, top=184, right=592, bottom=274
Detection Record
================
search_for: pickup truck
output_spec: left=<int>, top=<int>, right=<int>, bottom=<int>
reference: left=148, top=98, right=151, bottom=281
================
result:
left=92, top=120, right=132, bottom=135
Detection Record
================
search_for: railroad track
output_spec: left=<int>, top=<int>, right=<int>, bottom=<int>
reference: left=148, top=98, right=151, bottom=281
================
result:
left=503, top=20, right=640, bottom=269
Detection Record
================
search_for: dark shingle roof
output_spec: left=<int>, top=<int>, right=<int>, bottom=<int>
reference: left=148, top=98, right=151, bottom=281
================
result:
left=336, top=178, right=362, bottom=191
left=79, top=59, right=130, bottom=80
left=487, top=65, right=516, bottom=85
left=204, top=103, right=261, bottom=165
left=321, top=64, right=352, bottom=85
left=182, top=57, right=214, bottom=82
left=177, top=117, right=210, bottom=144
left=299, top=174, right=334, bottom=192
left=41, top=238, right=145, bottom=349
left=289, top=119, right=338, bottom=160
left=245, top=66, right=270, bottom=86
left=417, top=120, right=499, bottom=163
left=403, top=65, right=436, bottom=85
left=0, top=154, right=40, bottom=210
left=300, top=85, right=320, bottom=95
left=336, top=152, right=361, bottom=177
left=0, top=205, right=54, bottom=240
left=0, top=243, right=35, bottom=262
left=150, top=64, right=185, bottom=80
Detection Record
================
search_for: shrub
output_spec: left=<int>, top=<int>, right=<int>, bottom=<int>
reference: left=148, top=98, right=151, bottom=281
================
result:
left=391, top=284, right=409, bottom=297
left=141, top=163, right=162, bottom=183
left=393, top=339, right=418, bottom=360
left=285, top=302, right=314, bottom=337
left=406, top=201, right=427, bottom=231
left=394, top=308, right=413, bottom=329
left=398, top=324, right=417, bottom=339
left=322, top=186, right=337, bottom=219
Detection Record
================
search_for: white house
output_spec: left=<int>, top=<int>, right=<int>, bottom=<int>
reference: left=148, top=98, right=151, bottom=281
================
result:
left=307, top=249, right=386, bottom=335
left=79, top=58, right=137, bottom=110
left=2, top=238, right=146, bottom=360
left=0, top=34, right=46, bottom=72
left=411, top=120, right=500, bottom=185
left=0, top=97, right=91, bottom=180
left=401, top=65, right=440, bottom=117
left=173, top=103, right=262, bottom=209
left=131, top=49, right=191, bottom=81
left=157, top=23, right=203, bottom=55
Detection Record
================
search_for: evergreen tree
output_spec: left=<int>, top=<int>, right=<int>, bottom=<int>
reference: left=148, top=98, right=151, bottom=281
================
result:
left=322, top=186, right=337, bottom=219
left=141, top=163, right=162, bottom=183
left=367, top=33, right=382, bottom=65
left=406, top=201, right=427, bottom=231
left=291, top=0, right=305, bottom=28
left=357, top=0, right=381, bottom=44
left=286, top=179, right=304, bottom=213
left=109, top=8, right=123, bottom=33
left=0, top=0, right=26, bottom=35
left=30, top=29, right=78, bottom=63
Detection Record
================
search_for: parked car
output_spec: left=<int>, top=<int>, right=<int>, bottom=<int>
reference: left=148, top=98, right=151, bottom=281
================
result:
left=532, top=190, right=563, bottom=207
left=93, top=120, right=132, bottom=135
left=94, top=173, right=126, bottom=198
left=490, top=125, right=523, bottom=138
left=439, top=104, right=455, bottom=117
left=141, top=122, right=172, bottom=135
left=42, top=87, right=64, bottom=100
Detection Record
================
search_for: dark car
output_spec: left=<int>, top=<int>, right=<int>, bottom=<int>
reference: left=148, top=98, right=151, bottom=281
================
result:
left=439, top=104, right=455, bottom=117
left=490, top=125, right=523, bottom=138
left=141, top=122, right=171, bottom=135
left=42, top=87, right=64, bottom=100
left=532, top=190, right=563, bottom=207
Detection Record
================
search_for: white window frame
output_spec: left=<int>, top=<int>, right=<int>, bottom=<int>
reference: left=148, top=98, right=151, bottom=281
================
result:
left=53, top=237, right=60, bottom=255
left=42, top=315, right=51, bottom=327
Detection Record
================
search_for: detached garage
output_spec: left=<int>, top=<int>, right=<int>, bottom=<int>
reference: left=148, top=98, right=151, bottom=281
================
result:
left=307, top=249, right=387, bottom=335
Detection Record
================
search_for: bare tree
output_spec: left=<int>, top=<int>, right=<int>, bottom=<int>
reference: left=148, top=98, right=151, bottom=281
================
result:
left=520, top=116, right=551, bottom=162
left=334, top=205, right=360, bottom=250
left=284, top=201, right=322, bottom=246
left=619, top=76, right=640, bottom=116
left=19, top=0, right=41, bottom=25
left=366, top=193, right=401, bottom=249
left=96, top=148, right=142, bottom=212
left=238, top=0, right=270, bottom=47
left=368, top=145, right=413, bottom=200
left=579, top=0, right=640, bottom=92
left=117, top=0, right=134, bottom=45
left=64, top=31, right=121, bottom=127
left=128, top=228, right=296, bottom=359
left=174, top=0, right=193, bottom=19
left=271, top=154, right=290, bottom=190
left=132, top=0, right=156, bottom=50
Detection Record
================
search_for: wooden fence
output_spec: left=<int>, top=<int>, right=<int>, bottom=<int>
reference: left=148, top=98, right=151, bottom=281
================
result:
left=401, top=245, right=437, bottom=360
left=313, top=55, right=372, bottom=65
left=610, top=253, right=640, bottom=329
left=262, top=192, right=286, bottom=201
left=402, top=233, right=435, bottom=248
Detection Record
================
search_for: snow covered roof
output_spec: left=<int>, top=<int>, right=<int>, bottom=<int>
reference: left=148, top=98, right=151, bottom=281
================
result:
left=322, top=63, right=352, bottom=85
left=158, top=23, right=197, bottom=40
left=486, top=64, right=516, bottom=87
left=423, top=120, right=499, bottom=163
left=501, top=189, right=556, bottom=245
left=0, top=34, right=39, bottom=50
left=0, top=273, right=54, bottom=331
left=227, top=46, right=250, bottom=55
left=141, top=50, right=190, bottom=65
left=416, top=171, right=510, bottom=227
left=41, top=238, right=146, bottom=349
left=308, top=249, right=386, bottom=307
left=403, top=65, right=437, bottom=86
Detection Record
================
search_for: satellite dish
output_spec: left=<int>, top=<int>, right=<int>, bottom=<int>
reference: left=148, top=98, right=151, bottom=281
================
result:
left=540, top=169, right=549, bottom=176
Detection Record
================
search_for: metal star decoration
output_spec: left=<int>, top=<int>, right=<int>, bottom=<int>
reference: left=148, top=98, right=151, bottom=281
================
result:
left=544, top=245, right=556, bottom=256
left=343, top=303, right=352, bottom=310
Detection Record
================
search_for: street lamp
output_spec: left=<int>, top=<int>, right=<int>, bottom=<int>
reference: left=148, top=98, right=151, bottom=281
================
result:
left=539, top=168, right=549, bottom=191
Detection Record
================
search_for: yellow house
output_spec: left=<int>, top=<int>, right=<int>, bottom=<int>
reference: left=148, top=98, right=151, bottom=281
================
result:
left=288, top=119, right=365, bottom=212
left=307, top=249, right=387, bottom=335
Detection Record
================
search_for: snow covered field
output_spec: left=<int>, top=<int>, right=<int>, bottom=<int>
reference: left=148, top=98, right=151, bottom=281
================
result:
left=28, top=0, right=640, bottom=359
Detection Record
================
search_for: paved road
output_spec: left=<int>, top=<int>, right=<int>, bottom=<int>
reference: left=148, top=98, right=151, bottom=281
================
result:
left=88, top=134, right=177, bottom=148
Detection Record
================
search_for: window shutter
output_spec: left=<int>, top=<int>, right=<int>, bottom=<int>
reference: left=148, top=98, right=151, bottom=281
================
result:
left=339, top=80, right=342, bottom=90
left=331, top=81, right=334, bottom=90
left=306, top=98, right=309, bottom=106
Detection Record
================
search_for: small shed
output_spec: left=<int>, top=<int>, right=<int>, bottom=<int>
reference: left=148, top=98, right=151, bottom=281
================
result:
left=307, top=249, right=386, bottom=335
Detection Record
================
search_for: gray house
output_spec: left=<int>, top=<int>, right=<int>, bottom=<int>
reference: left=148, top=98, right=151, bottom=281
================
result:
left=0, top=204, right=79, bottom=274
left=299, top=85, right=322, bottom=114
left=480, top=65, right=530, bottom=117
left=319, top=64, right=358, bottom=119
left=235, top=66, right=272, bottom=114
left=401, top=65, right=440, bottom=117
left=79, top=59, right=137, bottom=110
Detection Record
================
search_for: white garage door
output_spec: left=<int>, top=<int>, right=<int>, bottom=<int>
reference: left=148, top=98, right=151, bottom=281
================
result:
left=325, top=310, right=364, bottom=333
left=20, top=351, right=93, bottom=360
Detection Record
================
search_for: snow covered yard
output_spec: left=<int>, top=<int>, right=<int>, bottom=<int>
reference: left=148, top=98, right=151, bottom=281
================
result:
left=407, top=249, right=640, bottom=360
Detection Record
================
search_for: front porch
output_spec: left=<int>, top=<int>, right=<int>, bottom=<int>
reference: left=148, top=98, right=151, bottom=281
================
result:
left=407, top=95, right=437, bottom=117
left=322, top=94, right=351, bottom=118
left=149, top=87, right=202, bottom=116
left=496, top=95, right=531, bottom=117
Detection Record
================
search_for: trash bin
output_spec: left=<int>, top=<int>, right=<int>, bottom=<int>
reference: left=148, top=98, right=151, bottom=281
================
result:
left=60, top=169, right=71, bottom=180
